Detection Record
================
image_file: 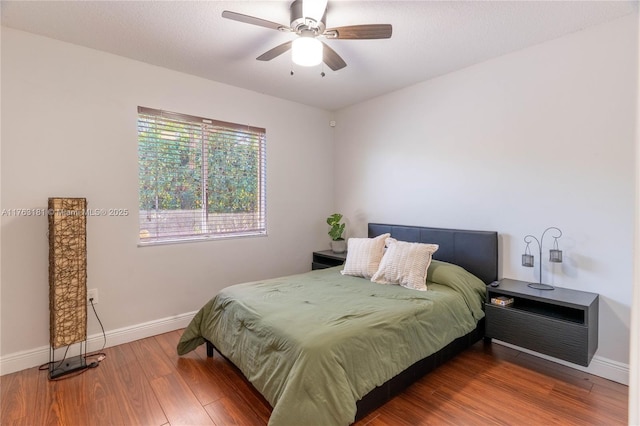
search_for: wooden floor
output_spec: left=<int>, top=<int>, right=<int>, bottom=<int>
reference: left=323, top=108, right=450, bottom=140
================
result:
left=1, top=330, right=628, bottom=425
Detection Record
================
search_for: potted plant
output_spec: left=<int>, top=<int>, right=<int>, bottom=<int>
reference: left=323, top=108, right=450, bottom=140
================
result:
left=326, top=213, right=347, bottom=253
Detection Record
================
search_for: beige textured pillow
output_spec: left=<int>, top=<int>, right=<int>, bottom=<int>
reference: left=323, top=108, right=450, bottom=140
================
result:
left=371, top=239, right=439, bottom=291
left=341, top=233, right=391, bottom=279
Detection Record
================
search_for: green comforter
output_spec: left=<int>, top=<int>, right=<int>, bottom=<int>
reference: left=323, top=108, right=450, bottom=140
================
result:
left=177, top=260, right=486, bottom=426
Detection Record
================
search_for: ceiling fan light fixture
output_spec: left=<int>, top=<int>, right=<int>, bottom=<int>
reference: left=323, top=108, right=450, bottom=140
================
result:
left=292, top=37, right=323, bottom=67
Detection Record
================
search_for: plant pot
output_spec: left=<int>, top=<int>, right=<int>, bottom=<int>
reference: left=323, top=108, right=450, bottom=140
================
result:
left=330, top=240, right=347, bottom=254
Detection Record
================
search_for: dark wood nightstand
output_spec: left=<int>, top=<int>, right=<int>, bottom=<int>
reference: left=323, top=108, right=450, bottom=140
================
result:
left=485, top=278, right=598, bottom=367
left=312, top=250, right=347, bottom=270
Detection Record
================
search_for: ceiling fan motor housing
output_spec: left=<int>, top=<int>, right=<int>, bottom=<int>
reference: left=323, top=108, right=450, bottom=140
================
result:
left=289, top=0, right=326, bottom=35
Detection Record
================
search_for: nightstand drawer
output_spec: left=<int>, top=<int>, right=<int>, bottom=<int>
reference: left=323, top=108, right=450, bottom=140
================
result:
left=485, top=304, right=589, bottom=365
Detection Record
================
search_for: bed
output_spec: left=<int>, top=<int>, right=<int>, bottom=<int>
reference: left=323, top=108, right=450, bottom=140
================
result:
left=177, top=223, right=498, bottom=425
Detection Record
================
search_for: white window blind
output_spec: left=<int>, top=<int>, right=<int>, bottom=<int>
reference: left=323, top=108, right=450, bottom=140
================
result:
left=137, top=106, right=266, bottom=245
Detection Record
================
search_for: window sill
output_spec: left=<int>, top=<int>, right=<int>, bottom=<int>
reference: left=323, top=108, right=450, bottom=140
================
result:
left=137, top=231, right=267, bottom=247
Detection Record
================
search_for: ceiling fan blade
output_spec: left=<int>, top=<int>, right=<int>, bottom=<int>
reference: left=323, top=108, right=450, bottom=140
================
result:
left=303, top=0, right=328, bottom=22
left=222, top=11, right=288, bottom=31
left=256, top=41, right=293, bottom=61
left=321, top=42, right=346, bottom=71
left=324, top=24, right=392, bottom=40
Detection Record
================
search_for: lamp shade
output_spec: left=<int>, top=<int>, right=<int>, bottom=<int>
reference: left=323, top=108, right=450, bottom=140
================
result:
left=292, top=37, right=323, bottom=67
left=549, top=249, right=563, bottom=263
left=49, top=197, right=87, bottom=349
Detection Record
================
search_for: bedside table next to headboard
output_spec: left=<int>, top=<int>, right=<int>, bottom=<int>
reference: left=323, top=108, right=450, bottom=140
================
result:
left=312, top=250, right=347, bottom=270
left=485, top=278, right=598, bottom=367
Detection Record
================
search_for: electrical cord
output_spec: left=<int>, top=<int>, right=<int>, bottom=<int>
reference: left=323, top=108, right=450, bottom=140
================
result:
left=88, top=297, right=106, bottom=353
left=83, top=297, right=107, bottom=365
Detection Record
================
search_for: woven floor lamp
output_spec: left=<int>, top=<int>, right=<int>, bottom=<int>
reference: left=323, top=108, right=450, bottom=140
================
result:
left=48, top=197, right=88, bottom=379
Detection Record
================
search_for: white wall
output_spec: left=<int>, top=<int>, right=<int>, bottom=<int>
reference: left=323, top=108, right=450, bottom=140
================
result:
left=0, top=28, right=334, bottom=371
left=334, top=14, right=638, bottom=381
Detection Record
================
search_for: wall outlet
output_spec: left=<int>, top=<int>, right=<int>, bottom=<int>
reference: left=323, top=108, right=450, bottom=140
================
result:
left=87, top=288, right=98, bottom=305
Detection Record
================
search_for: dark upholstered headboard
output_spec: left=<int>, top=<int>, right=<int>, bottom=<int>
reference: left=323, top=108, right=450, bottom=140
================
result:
left=368, top=223, right=498, bottom=285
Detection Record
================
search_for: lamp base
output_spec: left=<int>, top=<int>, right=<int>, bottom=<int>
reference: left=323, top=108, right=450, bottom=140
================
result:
left=48, top=354, right=87, bottom=380
left=527, top=282, right=555, bottom=290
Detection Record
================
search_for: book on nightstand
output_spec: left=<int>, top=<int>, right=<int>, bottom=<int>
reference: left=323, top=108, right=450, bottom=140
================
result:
left=490, top=296, right=514, bottom=307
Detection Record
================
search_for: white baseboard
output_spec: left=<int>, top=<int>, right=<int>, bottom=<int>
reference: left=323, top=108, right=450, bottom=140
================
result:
left=0, top=311, right=197, bottom=376
left=493, top=340, right=630, bottom=385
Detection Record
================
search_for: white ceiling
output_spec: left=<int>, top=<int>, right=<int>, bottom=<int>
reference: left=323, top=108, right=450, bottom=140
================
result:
left=1, top=1, right=637, bottom=111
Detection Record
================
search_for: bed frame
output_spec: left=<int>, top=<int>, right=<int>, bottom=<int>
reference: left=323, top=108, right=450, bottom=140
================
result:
left=354, top=223, right=498, bottom=419
left=206, top=223, right=498, bottom=422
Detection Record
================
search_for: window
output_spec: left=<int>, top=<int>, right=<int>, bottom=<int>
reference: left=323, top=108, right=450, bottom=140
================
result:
left=137, top=107, right=266, bottom=245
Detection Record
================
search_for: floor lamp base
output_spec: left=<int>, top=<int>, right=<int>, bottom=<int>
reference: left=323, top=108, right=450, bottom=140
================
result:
left=49, top=354, right=87, bottom=380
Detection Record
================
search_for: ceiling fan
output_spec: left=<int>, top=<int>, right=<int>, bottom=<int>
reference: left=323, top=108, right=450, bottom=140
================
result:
left=221, top=0, right=392, bottom=71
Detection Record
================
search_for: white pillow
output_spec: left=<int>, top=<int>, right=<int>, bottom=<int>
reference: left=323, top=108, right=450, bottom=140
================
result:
left=371, top=238, right=439, bottom=291
left=341, top=233, right=391, bottom=279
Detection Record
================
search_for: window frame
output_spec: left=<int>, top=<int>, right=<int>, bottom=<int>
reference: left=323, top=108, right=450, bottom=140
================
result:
left=137, top=106, right=267, bottom=246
